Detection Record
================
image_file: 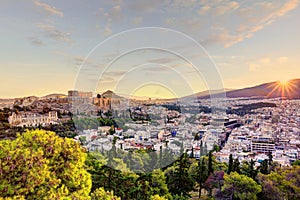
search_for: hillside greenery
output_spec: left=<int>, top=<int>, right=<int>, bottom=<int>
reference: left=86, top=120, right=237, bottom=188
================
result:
left=0, top=129, right=299, bottom=200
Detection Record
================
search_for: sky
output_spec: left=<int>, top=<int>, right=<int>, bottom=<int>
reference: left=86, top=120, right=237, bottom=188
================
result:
left=1, top=0, right=300, bottom=98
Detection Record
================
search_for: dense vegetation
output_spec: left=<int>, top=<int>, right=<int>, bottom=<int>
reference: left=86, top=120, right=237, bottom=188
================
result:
left=227, top=102, right=277, bottom=116
left=0, top=112, right=117, bottom=139
left=1, top=130, right=300, bottom=199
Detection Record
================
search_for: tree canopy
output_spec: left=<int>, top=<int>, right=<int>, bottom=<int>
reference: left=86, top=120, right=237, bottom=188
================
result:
left=222, top=172, right=262, bottom=200
left=0, top=130, right=91, bottom=199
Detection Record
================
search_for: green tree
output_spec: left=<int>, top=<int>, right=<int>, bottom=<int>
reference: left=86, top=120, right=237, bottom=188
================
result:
left=91, top=187, right=120, bottom=200
left=240, top=159, right=258, bottom=180
left=204, top=171, right=224, bottom=198
left=150, top=194, right=167, bottom=200
left=258, top=165, right=300, bottom=200
left=190, top=147, right=194, bottom=158
left=150, top=169, right=172, bottom=199
left=257, top=172, right=285, bottom=200
left=0, top=129, right=91, bottom=199
left=133, top=173, right=153, bottom=199
left=292, top=160, right=300, bottom=166
left=213, top=144, right=220, bottom=152
left=208, top=151, right=214, bottom=175
left=194, top=133, right=200, bottom=141
left=268, top=151, right=273, bottom=166
left=232, top=158, right=240, bottom=173
left=165, top=153, right=194, bottom=198
left=249, top=159, right=258, bottom=180
left=227, top=154, right=233, bottom=174
left=222, top=172, right=262, bottom=200
left=259, top=159, right=269, bottom=174
left=196, top=157, right=208, bottom=198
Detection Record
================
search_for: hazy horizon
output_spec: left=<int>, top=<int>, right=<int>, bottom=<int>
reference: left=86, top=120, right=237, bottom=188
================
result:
left=1, top=77, right=299, bottom=99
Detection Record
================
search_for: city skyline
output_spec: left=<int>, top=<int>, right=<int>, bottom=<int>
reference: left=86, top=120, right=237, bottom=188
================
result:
left=1, top=0, right=300, bottom=98
left=1, top=77, right=299, bottom=100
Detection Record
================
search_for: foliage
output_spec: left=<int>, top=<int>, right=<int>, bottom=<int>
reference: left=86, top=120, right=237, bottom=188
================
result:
left=232, top=158, right=240, bottom=173
left=150, top=194, right=167, bottom=200
left=222, top=172, right=261, bottom=200
left=73, top=117, right=115, bottom=131
left=2, top=129, right=300, bottom=200
left=227, top=154, right=233, bottom=174
left=208, top=151, right=214, bottom=175
left=91, top=188, right=120, bottom=200
left=150, top=169, right=172, bottom=199
left=204, top=171, right=224, bottom=197
left=240, top=159, right=258, bottom=180
left=165, top=153, right=194, bottom=198
left=291, top=160, right=300, bottom=166
left=258, top=166, right=300, bottom=200
left=259, top=159, right=269, bottom=174
left=0, top=129, right=91, bottom=199
left=86, top=152, right=172, bottom=200
left=191, top=157, right=207, bottom=198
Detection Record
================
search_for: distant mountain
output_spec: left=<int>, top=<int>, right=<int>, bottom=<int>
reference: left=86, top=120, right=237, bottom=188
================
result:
left=101, top=90, right=123, bottom=99
left=40, top=93, right=67, bottom=99
left=182, top=88, right=233, bottom=99
left=198, top=79, right=300, bottom=99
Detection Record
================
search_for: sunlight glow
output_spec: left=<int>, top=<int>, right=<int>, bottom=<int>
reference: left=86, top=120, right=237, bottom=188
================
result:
left=279, top=79, right=289, bottom=86
left=267, top=79, right=296, bottom=98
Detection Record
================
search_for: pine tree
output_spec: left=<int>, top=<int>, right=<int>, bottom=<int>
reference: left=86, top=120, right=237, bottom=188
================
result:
left=0, top=130, right=92, bottom=199
left=222, top=172, right=261, bottom=200
left=165, top=153, right=194, bottom=198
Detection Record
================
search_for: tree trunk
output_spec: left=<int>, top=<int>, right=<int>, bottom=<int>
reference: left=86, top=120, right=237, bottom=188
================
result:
left=198, top=184, right=202, bottom=199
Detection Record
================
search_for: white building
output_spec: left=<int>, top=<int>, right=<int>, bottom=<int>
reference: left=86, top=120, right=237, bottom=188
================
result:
left=8, top=111, right=58, bottom=127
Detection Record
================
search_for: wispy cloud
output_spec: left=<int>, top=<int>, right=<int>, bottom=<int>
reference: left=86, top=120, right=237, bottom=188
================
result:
left=227, top=0, right=300, bottom=47
left=165, top=0, right=300, bottom=48
left=36, top=22, right=72, bottom=43
left=33, top=0, right=63, bottom=17
left=72, top=56, right=89, bottom=66
left=247, top=57, right=272, bottom=72
left=27, top=36, right=45, bottom=46
left=147, top=57, right=177, bottom=64
left=211, top=1, right=240, bottom=15
left=142, top=66, right=170, bottom=72
left=201, top=27, right=245, bottom=48
left=103, top=71, right=127, bottom=76
left=98, top=4, right=123, bottom=36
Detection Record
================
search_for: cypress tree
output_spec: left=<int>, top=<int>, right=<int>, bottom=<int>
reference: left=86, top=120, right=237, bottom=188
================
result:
left=268, top=151, right=273, bottom=166
left=260, top=159, right=269, bottom=174
left=190, top=147, right=194, bottom=158
left=208, top=151, right=214, bottom=174
left=197, top=157, right=208, bottom=199
left=232, top=158, right=240, bottom=173
left=227, top=154, right=233, bottom=174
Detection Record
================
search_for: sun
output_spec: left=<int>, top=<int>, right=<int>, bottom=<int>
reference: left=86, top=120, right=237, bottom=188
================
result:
left=266, top=79, right=296, bottom=98
left=279, top=79, right=289, bottom=86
